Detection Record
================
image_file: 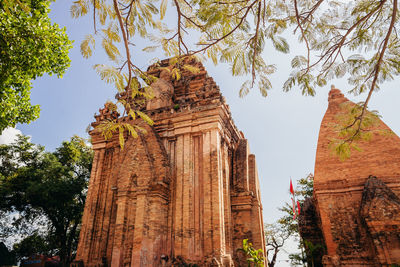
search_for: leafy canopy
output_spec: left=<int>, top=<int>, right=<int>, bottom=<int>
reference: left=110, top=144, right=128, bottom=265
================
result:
left=71, top=0, right=290, bottom=146
left=0, top=242, right=15, bottom=266
left=0, top=135, right=93, bottom=266
left=12, top=234, right=51, bottom=262
left=0, top=0, right=72, bottom=133
left=72, top=0, right=400, bottom=154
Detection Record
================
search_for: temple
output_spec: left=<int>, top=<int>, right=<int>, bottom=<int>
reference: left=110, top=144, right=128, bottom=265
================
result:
left=73, top=58, right=266, bottom=266
left=299, top=87, right=400, bottom=266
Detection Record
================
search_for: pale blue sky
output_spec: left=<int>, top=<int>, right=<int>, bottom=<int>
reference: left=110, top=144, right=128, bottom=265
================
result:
left=7, top=1, right=400, bottom=264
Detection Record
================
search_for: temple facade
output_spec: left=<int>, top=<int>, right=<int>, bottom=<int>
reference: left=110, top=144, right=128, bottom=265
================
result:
left=73, top=58, right=266, bottom=266
left=299, top=87, right=400, bottom=266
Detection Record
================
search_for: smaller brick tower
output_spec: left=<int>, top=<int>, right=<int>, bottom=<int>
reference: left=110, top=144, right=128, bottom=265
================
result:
left=73, top=58, right=266, bottom=267
left=299, top=86, right=400, bottom=266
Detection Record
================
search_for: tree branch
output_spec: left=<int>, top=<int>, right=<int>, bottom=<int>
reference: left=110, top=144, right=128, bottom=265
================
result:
left=251, top=1, right=262, bottom=86
left=343, top=0, right=397, bottom=144
left=112, top=0, right=133, bottom=90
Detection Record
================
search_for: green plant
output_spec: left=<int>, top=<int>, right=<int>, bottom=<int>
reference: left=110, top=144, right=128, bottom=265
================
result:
left=0, top=0, right=72, bottom=132
left=303, top=240, right=323, bottom=267
left=240, top=239, right=265, bottom=267
left=0, top=135, right=93, bottom=266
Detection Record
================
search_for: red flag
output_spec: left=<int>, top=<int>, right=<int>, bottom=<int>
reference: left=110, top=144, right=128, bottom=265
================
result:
left=290, top=179, right=295, bottom=195
left=297, top=201, right=301, bottom=215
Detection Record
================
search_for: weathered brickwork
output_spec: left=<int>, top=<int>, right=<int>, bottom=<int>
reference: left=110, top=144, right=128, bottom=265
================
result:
left=301, top=87, right=400, bottom=266
left=360, top=176, right=400, bottom=264
left=298, top=198, right=325, bottom=267
left=73, top=58, right=266, bottom=267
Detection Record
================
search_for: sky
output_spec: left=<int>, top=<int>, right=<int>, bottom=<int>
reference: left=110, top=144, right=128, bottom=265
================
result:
left=2, top=1, right=400, bottom=265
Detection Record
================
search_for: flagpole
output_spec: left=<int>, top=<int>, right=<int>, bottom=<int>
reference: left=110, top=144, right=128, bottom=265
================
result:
left=290, top=178, right=306, bottom=266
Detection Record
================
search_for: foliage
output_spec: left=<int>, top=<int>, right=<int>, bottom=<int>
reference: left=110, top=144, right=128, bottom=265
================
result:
left=0, top=135, right=93, bottom=266
left=0, top=242, right=16, bottom=266
left=328, top=101, right=392, bottom=160
left=72, top=0, right=203, bottom=147
left=12, top=233, right=52, bottom=261
left=288, top=252, right=306, bottom=267
left=239, top=239, right=265, bottom=267
left=287, top=240, right=323, bottom=267
left=0, top=0, right=72, bottom=133
left=71, top=0, right=400, bottom=151
left=265, top=223, right=291, bottom=267
left=278, top=174, right=314, bottom=266
left=0, top=211, right=13, bottom=240
left=282, top=0, right=399, bottom=150
left=279, top=174, right=313, bottom=235
left=279, top=175, right=325, bottom=267
left=302, top=240, right=323, bottom=267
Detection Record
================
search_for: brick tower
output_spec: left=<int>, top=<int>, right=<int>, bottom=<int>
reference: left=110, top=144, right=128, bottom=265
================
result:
left=299, top=87, right=400, bottom=266
left=73, top=58, right=266, bottom=266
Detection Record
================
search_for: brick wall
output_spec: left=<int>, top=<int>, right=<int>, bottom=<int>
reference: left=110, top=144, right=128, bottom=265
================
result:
left=304, top=87, right=400, bottom=266
left=73, top=59, right=266, bottom=267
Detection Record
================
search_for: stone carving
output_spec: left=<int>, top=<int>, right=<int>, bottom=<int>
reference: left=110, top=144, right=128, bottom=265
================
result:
left=299, top=87, right=400, bottom=266
left=73, top=58, right=266, bottom=267
left=94, top=102, right=119, bottom=123
left=146, top=69, right=174, bottom=110
left=360, top=176, right=400, bottom=264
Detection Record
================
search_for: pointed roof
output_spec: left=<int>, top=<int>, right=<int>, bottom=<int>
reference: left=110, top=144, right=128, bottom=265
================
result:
left=314, top=86, right=400, bottom=190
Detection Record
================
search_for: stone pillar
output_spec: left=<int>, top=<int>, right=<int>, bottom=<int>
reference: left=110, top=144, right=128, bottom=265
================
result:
left=75, top=142, right=106, bottom=265
left=231, top=140, right=266, bottom=266
left=233, top=139, right=249, bottom=192
left=111, top=192, right=128, bottom=267
left=248, top=154, right=266, bottom=256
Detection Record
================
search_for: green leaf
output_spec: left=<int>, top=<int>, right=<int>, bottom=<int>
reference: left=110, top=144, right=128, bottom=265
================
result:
left=183, top=64, right=200, bottom=74
left=0, top=0, right=72, bottom=132
left=123, top=123, right=138, bottom=138
left=136, top=111, right=154, bottom=126
left=128, top=109, right=136, bottom=120
left=80, top=34, right=95, bottom=59
left=291, top=56, right=307, bottom=68
left=102, top=22, right=121, bottom=42
left=101, top=38, right=120, bottom=62
left=171, top=68, right=181, bottom=80
left=239, top=81, right=251, bottom=98
left=142, top=46, right=159, bottom=52
left=272, top=36, right=289, bottom=53
left=93, top=64, right=122, bottom=84
left=70, top=0, right=89, bottom=18
left=118, top=126, right=125, bottom=150
left=160, top=0, right=168, bottom=19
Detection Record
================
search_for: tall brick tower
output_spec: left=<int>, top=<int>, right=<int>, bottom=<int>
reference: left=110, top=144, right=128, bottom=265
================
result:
left=73, top=58, right=266, bottom=266
left=299, top=87, right=400, bottom=266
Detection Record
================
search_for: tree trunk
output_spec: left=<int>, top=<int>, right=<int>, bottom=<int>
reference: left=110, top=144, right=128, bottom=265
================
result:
left=269, top=249, right=278, bottom=267
left=65, top=222, right=78, bottom=265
